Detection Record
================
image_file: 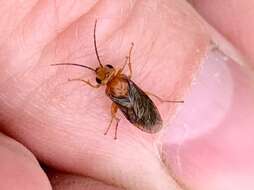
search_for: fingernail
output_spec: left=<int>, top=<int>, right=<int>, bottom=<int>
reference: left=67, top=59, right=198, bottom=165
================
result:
left=162, top=45, right=254, bottom=143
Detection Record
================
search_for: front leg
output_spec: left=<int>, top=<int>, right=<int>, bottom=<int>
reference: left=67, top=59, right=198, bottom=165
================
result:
left=119, top=42, right=134, bottom=78
left=68, top=78, right=100, bottom=88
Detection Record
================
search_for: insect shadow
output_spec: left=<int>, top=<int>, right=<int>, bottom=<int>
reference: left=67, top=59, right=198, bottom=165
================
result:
left=51, top=19, right=184, bottom=140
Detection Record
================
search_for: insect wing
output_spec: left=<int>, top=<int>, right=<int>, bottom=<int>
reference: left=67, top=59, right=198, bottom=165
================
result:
left=109, top=78, right=163, bottom=133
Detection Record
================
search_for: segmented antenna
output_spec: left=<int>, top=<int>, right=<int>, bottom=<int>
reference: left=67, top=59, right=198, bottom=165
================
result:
left=51, top=63, right=96, bottom=72
left=94, top=19, right=103, bottom=67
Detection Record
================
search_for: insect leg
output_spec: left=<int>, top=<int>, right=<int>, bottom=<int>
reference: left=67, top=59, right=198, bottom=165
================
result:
left=114, top=117, right=120, bottom=140
left=68, top=78, right=100, bottom=88
left=104, top=103, right=120, bottom=139
left=119, top=42, right=134, bottom=78
left=146, top=91, right=184, bottom=103
left=126, top=42, right=134, bottom=78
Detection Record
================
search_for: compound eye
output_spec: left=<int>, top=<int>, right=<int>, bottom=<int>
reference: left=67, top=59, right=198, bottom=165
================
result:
left=96, top=78, right=102, bottom=84
left=106, top=64, right=113, bottom=69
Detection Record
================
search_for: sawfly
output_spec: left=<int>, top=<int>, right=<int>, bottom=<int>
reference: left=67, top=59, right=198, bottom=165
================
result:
left=52, top=20, right=183, bottom=139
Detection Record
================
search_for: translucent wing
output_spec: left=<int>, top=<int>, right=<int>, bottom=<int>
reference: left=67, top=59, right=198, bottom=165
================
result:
left=108, top=77, right=162, bottom=133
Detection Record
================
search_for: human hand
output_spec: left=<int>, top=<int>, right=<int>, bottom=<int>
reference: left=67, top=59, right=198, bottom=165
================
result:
left=0, top=1, right=253, bottom=190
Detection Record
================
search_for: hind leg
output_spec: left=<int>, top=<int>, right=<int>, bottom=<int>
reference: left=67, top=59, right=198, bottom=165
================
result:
left=146, top=91, right=184, bottom=103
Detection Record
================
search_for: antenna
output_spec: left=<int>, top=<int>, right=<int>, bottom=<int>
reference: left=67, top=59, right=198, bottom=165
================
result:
left=94, top=19, right=103, bottom=67
left=51, top=63, right=96, bottom=72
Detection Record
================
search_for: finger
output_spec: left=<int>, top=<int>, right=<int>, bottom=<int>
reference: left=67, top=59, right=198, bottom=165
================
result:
left=2, top=0, right=209, bottom=189
left=189, top=0, right=254, bottom=66
left=0, top=1, right=234, bottom=190
left=0, top=132, right=51, bottom=189
left=161, top=47, right=254, bottom=189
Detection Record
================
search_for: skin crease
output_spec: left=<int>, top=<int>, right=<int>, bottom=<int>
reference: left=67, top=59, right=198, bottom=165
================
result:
left=0, top=0, right=253, bottom=190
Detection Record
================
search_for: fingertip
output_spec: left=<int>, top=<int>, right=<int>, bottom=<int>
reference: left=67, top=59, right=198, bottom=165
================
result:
left=0, top=133, right=51, bottom=190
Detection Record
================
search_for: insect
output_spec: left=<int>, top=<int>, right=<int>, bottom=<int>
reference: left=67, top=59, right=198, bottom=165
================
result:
left=52, top=20, right=184, bottom=139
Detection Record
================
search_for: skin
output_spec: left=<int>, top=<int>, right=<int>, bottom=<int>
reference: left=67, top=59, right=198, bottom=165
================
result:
left=0, top=0, right=253, bottom=189
left=191, top=0, right=254, bottom=67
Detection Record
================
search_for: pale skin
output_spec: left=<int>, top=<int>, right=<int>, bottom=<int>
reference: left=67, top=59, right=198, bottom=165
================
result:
left=0, top=1, right=254, bottom=190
